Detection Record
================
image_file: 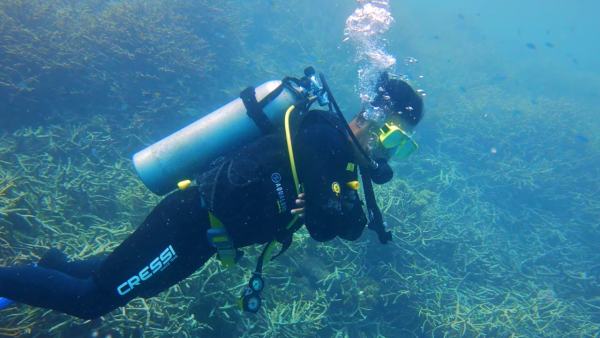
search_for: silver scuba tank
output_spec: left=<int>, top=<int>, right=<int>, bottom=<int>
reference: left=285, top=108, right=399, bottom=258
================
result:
left=133, top=80, right=303, bottom=196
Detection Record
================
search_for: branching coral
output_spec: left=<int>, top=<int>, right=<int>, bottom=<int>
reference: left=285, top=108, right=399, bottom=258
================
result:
left=0, top=0, right=248, bottom=132
left=1, top=1, right=599, bottom=338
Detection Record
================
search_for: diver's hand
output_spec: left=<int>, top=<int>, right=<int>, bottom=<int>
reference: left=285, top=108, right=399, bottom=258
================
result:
left=291, top=193, right=305, bottom=218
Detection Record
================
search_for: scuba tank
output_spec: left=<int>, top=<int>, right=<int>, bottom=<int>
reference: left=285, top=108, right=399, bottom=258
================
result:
left=133, top=80, right=304, bottom=196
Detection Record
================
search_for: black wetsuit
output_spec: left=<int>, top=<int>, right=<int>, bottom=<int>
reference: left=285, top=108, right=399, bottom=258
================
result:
left=0, top=110, right=368, bottom=319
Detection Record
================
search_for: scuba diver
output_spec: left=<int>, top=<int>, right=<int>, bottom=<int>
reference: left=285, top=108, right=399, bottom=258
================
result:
left=0, top=69, right=424, bottom=319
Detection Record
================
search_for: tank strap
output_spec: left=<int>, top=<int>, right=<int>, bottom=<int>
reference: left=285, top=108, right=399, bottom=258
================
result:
left=258, top=81, right=285, bottom=109
left=240, top=86, right=277, bottom=135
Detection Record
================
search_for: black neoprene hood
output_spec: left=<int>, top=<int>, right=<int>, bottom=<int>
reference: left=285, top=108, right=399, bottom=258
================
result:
left=372, top=72, right=425, bottom=128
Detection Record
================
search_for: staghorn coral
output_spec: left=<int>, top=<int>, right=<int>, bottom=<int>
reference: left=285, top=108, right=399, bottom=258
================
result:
left=0, top=0, right=248, bottom=133
left=1, top=99, right=600, bottom=337
left=1, top=1, right=600, bottom=337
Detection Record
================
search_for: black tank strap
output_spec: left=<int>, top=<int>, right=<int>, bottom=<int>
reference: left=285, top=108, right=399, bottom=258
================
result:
left=258, top=82, right=285, bottom=109
left=240, top=86, right=277, bottom=136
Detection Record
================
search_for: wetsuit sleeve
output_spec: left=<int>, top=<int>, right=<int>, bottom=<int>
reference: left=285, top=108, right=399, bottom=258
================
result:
left=295, top=124, right=367, bottom=242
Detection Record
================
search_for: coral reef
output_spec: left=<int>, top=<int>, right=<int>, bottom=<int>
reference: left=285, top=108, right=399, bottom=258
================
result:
left=0, top=0, right=248, bottom=133
left=2, top=76, right=599, bottom=338
left=1, top=0, right=599, bottom=337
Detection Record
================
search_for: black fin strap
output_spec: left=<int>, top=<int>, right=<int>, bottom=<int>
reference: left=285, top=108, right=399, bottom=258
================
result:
left=258, top=83, right=285, bottom=110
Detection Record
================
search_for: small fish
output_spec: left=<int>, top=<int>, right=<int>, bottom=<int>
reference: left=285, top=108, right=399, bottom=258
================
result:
left=531, top=100, right=538, bottom=105
left=433, top=35, right=440, bottom=40
left=545, top=42, right=554, bottom=48
left=476, top=12, right=480, bottom=16
left=91, top=148, right=102, bottom=162
left=575, top=135, right=589, bottom=143
left=517, top=28, right=521, bottom=36
left=247, top=60, right=256, bottom=69
left=215, top=32, right=225, bottom=39
left=526, top=43, right=537, bottom=50
left=266, top=0, right=276, bottom=7
left=459, top=86, right=467, bottom=94
left=458, top=14, right=465, bottom=20
left=573, top=58, right=579, bottom=64
left=118, top=104, right=128, bottom=111
left=19, top=81, right=29, bottom=90
left=512, top=110, right=523, bottom=116
left=153, top=93, right=161, bottom=98
left=546, top=30, right=551, bottom=35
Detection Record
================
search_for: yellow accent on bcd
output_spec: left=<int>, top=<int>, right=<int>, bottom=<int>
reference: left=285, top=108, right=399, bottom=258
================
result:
left=178, top=180, right=191, bottom=190
left=332, top=182, right=340, bottom=196
left=347, top=181, right=360, bottom=190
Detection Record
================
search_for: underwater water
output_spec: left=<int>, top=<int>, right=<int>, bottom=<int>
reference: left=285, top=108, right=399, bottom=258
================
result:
left=1, top=0, right=599, bottom=337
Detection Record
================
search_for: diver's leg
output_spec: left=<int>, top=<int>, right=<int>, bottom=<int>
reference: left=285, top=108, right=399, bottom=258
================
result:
left=0, top=250, right=107, bottom=313
left=38, top=186, right=212, bottom=284
left=0, top=265, right=112, bottom=319
left=54, top=259, right=105, bottom=279
left=1, top=188, right=214, bottom=319
left=37, top=247, right=106, bottom=279
left=92, top=188, right=215, bottom=303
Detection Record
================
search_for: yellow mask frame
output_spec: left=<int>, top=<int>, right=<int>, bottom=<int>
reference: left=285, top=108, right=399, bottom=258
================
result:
left=378, top=123, right=418, bottom=159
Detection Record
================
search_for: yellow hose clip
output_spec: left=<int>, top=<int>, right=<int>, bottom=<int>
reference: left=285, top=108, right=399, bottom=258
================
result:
left=177, top=180, right=191, bottom=190
left=347, top=181, right=360, bottom=190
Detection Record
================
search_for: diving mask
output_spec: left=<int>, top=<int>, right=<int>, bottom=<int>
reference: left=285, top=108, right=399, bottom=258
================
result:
left=378, top=123, right=418, bottom=158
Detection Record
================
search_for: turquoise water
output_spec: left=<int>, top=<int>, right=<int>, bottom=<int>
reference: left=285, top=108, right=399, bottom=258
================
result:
left=0, top=0, right=599, bottom=337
